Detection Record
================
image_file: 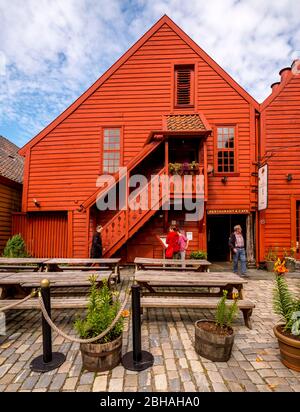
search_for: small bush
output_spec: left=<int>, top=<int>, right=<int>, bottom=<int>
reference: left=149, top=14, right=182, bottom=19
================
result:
left=3, top=234, right=30, bottom=257
left=190, top=250, right=207, bottom=259
left=215, top=290, right=239, bottom=329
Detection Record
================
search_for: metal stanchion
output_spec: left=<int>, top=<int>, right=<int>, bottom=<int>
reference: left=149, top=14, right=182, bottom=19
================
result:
left=122, top=284, right=154, bottom=371
left=30, top=279, right=66, bottom=373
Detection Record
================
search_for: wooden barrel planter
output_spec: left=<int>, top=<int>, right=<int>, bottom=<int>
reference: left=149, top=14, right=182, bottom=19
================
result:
left=195, top=320, right=235, bottom=362
left=273, top=325, right=300, bottom=372
left=80, top=334, right=122, bottom=372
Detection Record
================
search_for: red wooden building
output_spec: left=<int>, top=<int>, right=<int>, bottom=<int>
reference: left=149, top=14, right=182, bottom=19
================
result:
left=258, top=62, right=300, bottom=261
left=14, top=15, right=299, bottom=263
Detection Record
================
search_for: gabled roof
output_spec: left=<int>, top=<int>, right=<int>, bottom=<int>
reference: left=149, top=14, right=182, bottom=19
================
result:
left=19, top=15, right=259, bottom=156
left=0, top=136, right=24, bottom=184
left=260, top=65, right=295, bottom=112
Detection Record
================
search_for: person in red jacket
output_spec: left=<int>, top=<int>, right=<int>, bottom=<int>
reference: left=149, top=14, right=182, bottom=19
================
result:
left=165, top=226, right=180, bottom=259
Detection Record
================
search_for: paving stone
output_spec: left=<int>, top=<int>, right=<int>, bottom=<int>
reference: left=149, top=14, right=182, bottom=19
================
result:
left=35, top=373, right=53, bottom=389
left=212, top=383, right=228, bottom=392
left=76, top=385, right=91, bottom=392
left=207, top=370, right=224, bottom=384
left=4, top=383, right=21, bottom=392
left=49, top=373, right=67, bottom=390
left=227, top=381, right=244, bottom=392
left=165, top=359, right=177, bottom=371
left=183, top=381, right=196, bottom=392
left=108, top=378, right=123, bottom=392
left=20, top=375, right=39, bottom=390
left=169, top=378, right=181, bottom=392
left=63, top=377, right=78, bottom=391
left=154, top=374, right=168, bottom=391
left=79, top=372, right=95, bottom=385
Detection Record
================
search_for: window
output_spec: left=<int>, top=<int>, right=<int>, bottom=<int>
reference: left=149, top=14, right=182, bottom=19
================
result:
left=103, top=128, right=121, bottom=173
left=216, top=127, right=235, bottom=173
left=174, top=65, right=194, bottom=107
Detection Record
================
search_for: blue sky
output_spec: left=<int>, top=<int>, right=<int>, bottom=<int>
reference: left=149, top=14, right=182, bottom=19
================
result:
left=0, top=0, right=299, bottom=148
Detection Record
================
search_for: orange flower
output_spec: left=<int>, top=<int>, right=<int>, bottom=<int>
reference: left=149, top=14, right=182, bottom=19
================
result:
left=232, top=292, right=239, bottom=300
left=274, top=258, right=289, bottom=275
left=122, top=309, right=130, bottom=318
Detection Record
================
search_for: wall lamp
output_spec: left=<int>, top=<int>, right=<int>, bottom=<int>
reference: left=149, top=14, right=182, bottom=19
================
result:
left=286, top=174, right=293, bottom=182
left=221, top=176, right=228, bottom=184
left=33, top=198, right=40, bottom=207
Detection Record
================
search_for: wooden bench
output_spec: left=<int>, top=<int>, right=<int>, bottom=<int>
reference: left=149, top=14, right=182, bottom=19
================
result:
left=134, top=257, right=211, bottom=272
left=0, top=297, right=88, bottom=310
left=141, top=296, right=255, bottom=329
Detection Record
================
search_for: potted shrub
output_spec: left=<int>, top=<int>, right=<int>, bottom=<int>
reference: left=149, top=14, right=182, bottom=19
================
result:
left=190, top=250, right=207, bottom=260
left=168, top=162, right=183, bottom=175
left=74, top=275, right=124, bottom=372
left=273, top=258, right=300, bottom=372
left=264, top=246, right=278, bottom=272
left=194, top=290, right=238, bottom=362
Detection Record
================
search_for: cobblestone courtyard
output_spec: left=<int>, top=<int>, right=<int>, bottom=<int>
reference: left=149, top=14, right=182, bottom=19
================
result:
left=0, top=269, right=300, bottom=392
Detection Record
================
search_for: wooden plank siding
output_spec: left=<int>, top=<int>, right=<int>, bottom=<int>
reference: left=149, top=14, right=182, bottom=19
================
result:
left=0, top=179, right=22, bottom=254
left=259, top=72, right=300, bottom=260
left=20, top=18, right=257, bottom=258
left=12, top=212, right=68, bottom=257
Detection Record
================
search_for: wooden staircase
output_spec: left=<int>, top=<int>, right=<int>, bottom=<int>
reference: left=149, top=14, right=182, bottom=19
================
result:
left=101, top=168, right=166, bottom=257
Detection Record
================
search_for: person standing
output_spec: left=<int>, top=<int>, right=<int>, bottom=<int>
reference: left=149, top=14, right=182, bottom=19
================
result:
left=165, top=226, right=180, bottom=259
left=228, top=225, right=247, bottom=276
left=90, top=225, right=103, bottom=258
left=178, top=229, right=189, bottom=262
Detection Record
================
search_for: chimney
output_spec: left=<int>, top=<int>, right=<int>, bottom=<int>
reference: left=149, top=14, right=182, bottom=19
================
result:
left=279, top=67, right=291, bottom=82
left=270, top=82, right=280, bottom=93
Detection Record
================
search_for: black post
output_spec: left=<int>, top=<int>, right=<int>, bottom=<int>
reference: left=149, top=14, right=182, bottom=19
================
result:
left=41, top=281, right=52, bottom=363
left=122, top=284, right=154, bottom=371
left=132, top=284, right=141, bottom=362
left=30, top=279, right=66, bottom=373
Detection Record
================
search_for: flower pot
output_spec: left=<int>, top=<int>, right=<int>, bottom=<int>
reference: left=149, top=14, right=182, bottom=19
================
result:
left=265, top=261, right=275, bottom=272
left=274, top=325, right=300, bottom=372
left=285, top=259, right=296, bottom=272
left=80, top=334, right=122, bottom=372
left=194, top=320, right=234, bottom=362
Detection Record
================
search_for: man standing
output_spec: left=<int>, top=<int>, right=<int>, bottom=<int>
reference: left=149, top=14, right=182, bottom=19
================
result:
left=229, top=225, right=247, bottom=276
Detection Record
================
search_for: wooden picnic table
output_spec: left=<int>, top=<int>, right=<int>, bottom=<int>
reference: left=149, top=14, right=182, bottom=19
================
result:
left=135, top=270, right=246, bottom=298
left=0, top=270, right=115, bottom=300
left=135, top=270, right=255, bottom=328
left=45, top=258, right=121, bottom=281
left=0, top=258, right=49, bottom=272
left=134, top=257, right=211, bottom=272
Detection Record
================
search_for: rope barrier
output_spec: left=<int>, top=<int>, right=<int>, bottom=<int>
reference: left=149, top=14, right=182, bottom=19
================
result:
left=38, top=288, right=131, bottom=344
left=0, top=289, right=38, bottom=312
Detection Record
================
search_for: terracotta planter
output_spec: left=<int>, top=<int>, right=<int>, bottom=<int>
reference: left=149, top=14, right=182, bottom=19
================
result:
left=273, top=325, right=300, bottom=372
left=194, top=320, right=234, bottom=362
left=80, top=334, right=122, bottom=372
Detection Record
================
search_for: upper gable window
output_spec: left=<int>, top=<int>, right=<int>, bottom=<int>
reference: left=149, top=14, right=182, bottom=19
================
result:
left=174, top=65, right=195, bottom=107
left=216, top=127, right=235, bottom=173
left=103, top=128, right=120, bottom=173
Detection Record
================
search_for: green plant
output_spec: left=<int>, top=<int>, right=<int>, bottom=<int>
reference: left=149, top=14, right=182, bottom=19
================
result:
left=265, top=246, right=278, bottom=261
left=74, top=275, right=124, bottom=343
left=189, top=250, right=207, bottom=259
left=3, top=234, right=30, bottom=257
left=215, top=290, right=239, bottom=329
left=273, top=259, right=300, bottom=336
left=168, top=162, right=182, bottom=175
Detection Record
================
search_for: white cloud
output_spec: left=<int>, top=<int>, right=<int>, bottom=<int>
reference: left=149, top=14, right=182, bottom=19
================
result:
left=0, top=0, right=299, bottom=146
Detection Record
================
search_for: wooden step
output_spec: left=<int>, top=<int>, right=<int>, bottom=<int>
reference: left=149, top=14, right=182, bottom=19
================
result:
left=0, top=297, right=88, bottom=310
left=141, top=296, right=255, bottom=329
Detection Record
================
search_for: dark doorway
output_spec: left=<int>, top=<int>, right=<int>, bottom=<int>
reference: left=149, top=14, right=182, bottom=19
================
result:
left=207, top=214, right=247, bottom=261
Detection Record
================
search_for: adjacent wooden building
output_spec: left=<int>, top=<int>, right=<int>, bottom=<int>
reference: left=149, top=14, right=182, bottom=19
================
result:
left=259, top=62, right=300, bottom=261
left=15, top=15, right=300, bottom=263
left=0, top=136, right=23, bottom=254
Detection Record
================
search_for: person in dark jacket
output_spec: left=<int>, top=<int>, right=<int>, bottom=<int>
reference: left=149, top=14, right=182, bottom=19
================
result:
left=228, top=225, right=247, bottom=276
left=90, top=225, right=103, bottom=258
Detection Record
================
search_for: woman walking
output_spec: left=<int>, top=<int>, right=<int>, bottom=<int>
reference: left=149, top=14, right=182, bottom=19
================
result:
left=165, top=226, right=180, bottom=259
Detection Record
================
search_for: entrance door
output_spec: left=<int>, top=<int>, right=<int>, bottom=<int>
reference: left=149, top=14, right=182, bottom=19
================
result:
left=207, top=214, right=247, bottom=261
